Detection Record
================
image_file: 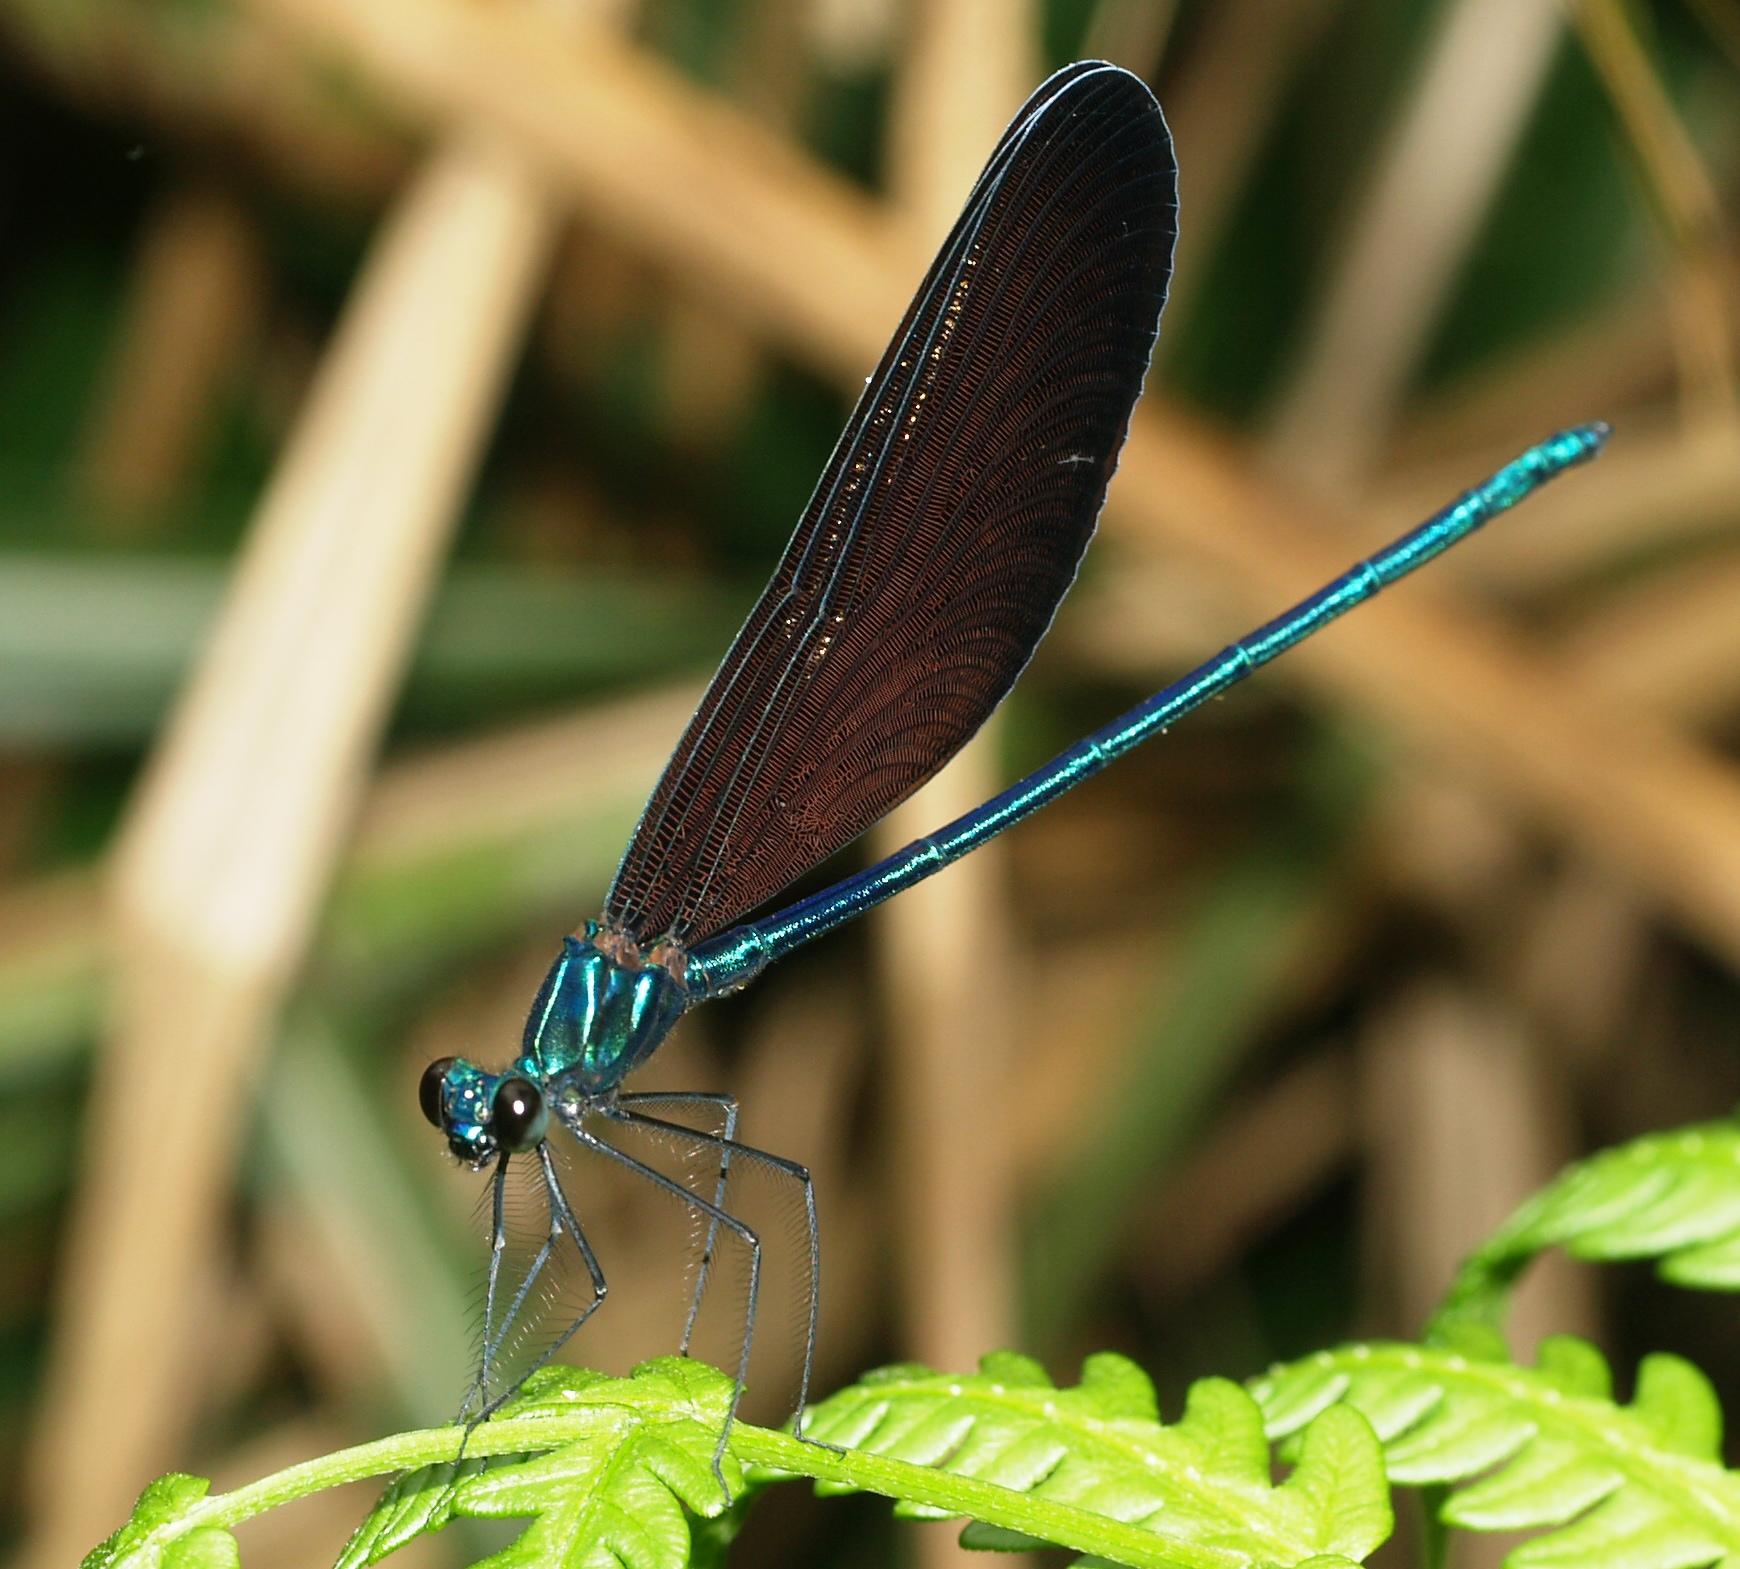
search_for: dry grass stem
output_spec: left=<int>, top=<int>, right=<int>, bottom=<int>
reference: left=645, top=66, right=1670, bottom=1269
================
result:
left=246, top=0, right=899, bottom=377
left=1390, top=290, right=1682, bottom=466
left=871, top=26, right=1032, bottom=1509
left=0, top=684, right=706, bottom=1080
left=1157, top=0, right=1340, bottom=324
left=1359, top=981, right=1599, bottom=1347
left=875, top=735, right=1024, bottom=1367
left=1082, top=0, right=1182, bottom=77
left=1120, top=408, right=1740, bottom=971
left=1369, top=416, right=1740, bottom=593
left=1571, top=0, right=1739, bottom=422
left=8, top=2, right=406, bottom=203
left=1266, top=0, right=1566, bottom=490
left=351, top=686, right=701, bottom=869
left=1559, top=545, right=1740, bottom=725
left=1509, top=865, right=1650, bottom=1070
left=24, top=132, right=558, bottom=1566
left=1013, top=932, right=1162, bottom=1181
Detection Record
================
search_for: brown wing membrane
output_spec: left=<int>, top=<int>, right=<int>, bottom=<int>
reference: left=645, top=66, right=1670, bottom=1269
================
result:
left=606, top=62, right=1177, bottom=947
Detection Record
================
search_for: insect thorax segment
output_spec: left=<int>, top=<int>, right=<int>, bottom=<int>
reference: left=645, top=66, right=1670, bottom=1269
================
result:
left=522, top=922, right=690, bottom=1092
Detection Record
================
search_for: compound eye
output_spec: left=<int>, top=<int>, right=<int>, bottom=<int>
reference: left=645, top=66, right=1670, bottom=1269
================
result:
left=492, top=1076, right=547, bottom=1152
left=419, top=1057, right=456, bottom=1128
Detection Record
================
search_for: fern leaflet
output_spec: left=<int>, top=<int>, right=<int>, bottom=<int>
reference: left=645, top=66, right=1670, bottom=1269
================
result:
left=1436, top=1119, right=1740, bottom=1336
left=1252, top=1336, right=1740, bottom=1569
left=83, top=1475, right=241, bottom=1569
left=338, top=1359, right=735, bottom=1569
left=793, top=1350, right=1391, bottom=1567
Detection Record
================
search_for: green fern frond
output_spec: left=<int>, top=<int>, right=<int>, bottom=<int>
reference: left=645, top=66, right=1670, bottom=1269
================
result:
left=339, top=1359, right=737, bottom=1569
left=796, top=1350, right=1391, bottom=1567
left=86, top=1355, right=1391, bottom=1569
left=84, top=1363, right=740, bottom=1569
left=1252, top=1336, right=1740, bottom=1569
left=83, top=1475, right=240, bottom=1569
left=1436, top=1119, right=1740, bottom=1336
left=82, top=1120, right=1740, bottom=1569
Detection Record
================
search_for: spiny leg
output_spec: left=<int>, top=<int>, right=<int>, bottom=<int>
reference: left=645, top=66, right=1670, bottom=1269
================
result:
left=458, top=1153, right=513, bottom=1424
left=603, top=1104, right=822, bottom=1444
left=573, top=1119, right=760, bottom=1490
left=616, top=1090, right=739, bottom=1353
left=484, top=1234, right=557, bottom=1372
left=472, top=1141, right=607, bottom=1422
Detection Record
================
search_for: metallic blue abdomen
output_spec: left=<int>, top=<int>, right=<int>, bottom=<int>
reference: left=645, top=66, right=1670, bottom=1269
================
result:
left=522, top=924, right=689, bottom=1092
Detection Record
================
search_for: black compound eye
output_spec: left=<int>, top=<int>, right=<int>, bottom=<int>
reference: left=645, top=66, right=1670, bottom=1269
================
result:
left=419, top=1057, right=456, bottom=1128
left=492, top=1076, right=547, bottom=1152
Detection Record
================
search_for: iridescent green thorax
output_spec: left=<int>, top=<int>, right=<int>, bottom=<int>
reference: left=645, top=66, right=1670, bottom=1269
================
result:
left=522, top=922, right=690, bottom=1091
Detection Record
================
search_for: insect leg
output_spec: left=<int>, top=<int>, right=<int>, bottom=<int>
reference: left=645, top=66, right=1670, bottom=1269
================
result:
left=573, top=1118, right=760, bottom=1491
left=603, top=1104, right=822, bottom=1444
left=615, top=1090, right=739, bottom=1352
left=472, top=1141, right=608, bottom=1420
left=458, top=1152, right=513, bottom=1424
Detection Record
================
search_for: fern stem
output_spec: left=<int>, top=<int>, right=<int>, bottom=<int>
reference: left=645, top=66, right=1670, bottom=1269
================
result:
left=146, top=1414, right=1248, bottom=1569
left=735, top=1429, right=1248, bottom=1569
left=175, top=1419, right=547, bottom=1533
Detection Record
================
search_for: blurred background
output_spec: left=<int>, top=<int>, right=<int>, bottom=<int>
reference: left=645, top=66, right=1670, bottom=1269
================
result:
left=3, top=0, right=1739, bottom=1565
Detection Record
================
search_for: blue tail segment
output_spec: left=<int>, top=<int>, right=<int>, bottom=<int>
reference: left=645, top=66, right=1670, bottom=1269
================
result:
left=685, top=422, right=1609, bottom=997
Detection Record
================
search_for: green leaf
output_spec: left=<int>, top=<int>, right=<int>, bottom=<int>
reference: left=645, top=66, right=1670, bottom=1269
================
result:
left=1633, top=1356, right=1723, bottom=1461
left=336, top=1459, right=480, bottom=1568
left=82, top=1475, right=239, bottom=1569
left=1284, top=1407, right=1393, bottom=1561
left=162, top=1533, right=240, bottom=1569
left=801, top=1352, right=1392, bottom=1565
left=92, top=1354, right=1389, bottom=1569
left=82, top=1363, right=752, bottom=1569
left=439, top=1358, right=738, bottom=1569
left=1252, top=1339, right=1740, bottom=1569
left=1434, top=1120, right=1740, bottom=1336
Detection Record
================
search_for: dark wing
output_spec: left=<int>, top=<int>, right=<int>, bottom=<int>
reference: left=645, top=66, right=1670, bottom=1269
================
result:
left=606, top=61, right=1177, bottom=948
